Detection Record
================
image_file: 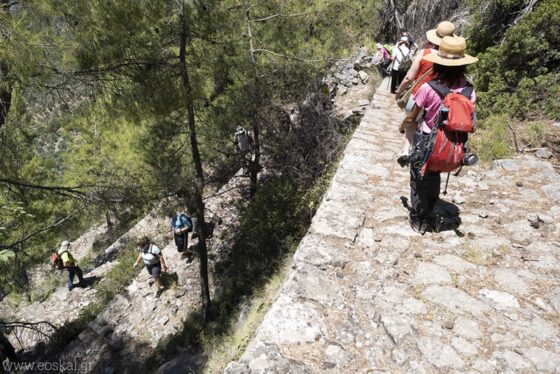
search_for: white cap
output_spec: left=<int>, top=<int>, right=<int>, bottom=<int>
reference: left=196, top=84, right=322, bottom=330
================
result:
left=59, top=240, right=70, bottom=254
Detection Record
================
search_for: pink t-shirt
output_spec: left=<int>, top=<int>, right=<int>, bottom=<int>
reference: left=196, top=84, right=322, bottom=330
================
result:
left=381, top=48, right=390, bottom=59
left=413, top=78, right=476, bottom=133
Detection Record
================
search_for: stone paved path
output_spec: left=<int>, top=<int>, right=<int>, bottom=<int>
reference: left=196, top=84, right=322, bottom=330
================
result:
left=226, top=78, right=560, bottom=373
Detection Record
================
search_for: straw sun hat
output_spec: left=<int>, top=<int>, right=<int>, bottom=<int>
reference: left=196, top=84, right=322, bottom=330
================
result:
left=426, top=21, right=455, bottom=46
left=423, top=36, right=478, bottom=66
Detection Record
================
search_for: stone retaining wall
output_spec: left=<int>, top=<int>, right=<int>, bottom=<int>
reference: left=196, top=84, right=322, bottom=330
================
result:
left=226, top=79, right=560, bottom=373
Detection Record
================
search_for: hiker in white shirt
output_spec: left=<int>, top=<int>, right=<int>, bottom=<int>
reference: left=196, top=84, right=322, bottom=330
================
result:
left=391, top=38, right=411, bottom=94
left=133, top=236, right=167, bottom=294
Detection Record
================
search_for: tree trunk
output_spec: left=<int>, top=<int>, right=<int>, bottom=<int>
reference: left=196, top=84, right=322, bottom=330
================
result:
left=0, top=1, right=12, bottom=127
left=0, top=63, right=11, bottom=128
left=0, top=330, right=18, bottom=362
left=179, top=0, right=211, bottom=320
left=250, top=116, right=260, bottom=196
left=245, top=3, right=261, bottom=196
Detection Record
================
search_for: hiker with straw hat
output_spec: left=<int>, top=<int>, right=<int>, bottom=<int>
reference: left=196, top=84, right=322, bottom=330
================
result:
left=399, top=35, right=478, bottom=233
left=394, top=21, right=457, bottom=168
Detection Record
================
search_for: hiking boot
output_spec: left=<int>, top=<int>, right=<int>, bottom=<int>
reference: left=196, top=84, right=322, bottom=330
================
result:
left=409, top=215, right=421, bottom=232
left=397, top=154, right=410, bottom=168
left=409, top=215, right=429, bottom=235
left=429, top=215, right=443, bottom=233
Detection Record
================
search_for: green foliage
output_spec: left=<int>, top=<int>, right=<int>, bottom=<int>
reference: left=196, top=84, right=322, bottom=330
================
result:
left=464, top=0, right=560, bottom=160
left=95, top=243, right=141, bottom=304
left=526, top=121, right=547, bottom=147
left=0, top=249, right=15, bottom=262
left=470, top=116, right=514, bottom=161
left=471, top=0, right=560, bottom=120
left=466, top=0, right=529, bottom=52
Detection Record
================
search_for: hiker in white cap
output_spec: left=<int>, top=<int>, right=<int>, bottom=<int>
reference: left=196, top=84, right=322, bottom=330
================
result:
left=54, top=240, right=85, bottom=290
left=390, top=37, right=411, bottom=94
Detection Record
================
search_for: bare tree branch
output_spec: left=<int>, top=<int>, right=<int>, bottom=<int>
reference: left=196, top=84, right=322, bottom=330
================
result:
left=0, top=210, right=82, bottom=250
left=250, top=11, right=313, bottom=22
left=253, top=48, right=342, bottom=63
left=0, top=178, right=88, bottom=197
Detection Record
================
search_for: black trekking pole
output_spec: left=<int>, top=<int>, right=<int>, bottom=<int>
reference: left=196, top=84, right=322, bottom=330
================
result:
left=443, top=172, right=451, bottom=195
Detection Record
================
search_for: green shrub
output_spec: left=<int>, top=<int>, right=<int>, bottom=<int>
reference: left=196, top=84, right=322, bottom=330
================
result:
left=470, top=116, right=513, bottom=162
left=95, top=243, right=141, bottom=304
left=526, top=121, right=547, bottom=147
left=472, top=0, right=560, bottom=121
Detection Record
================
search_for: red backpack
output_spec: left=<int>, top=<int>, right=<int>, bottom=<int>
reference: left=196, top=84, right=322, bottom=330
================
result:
left=50, top=252, right=64, bottom=270
left=420, top=80, right=475, bottom=176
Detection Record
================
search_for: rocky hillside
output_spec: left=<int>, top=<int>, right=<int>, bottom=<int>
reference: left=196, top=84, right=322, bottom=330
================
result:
left=227, top=79, right=560, bottom=373
left=0, top=48, right=382, bottom=372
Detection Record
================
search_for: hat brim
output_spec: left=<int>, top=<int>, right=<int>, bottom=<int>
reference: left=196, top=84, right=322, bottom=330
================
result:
left=426, top=29, right=442, bottom=46
left=426, top=29, right=457, bottom=46
left=423, top=52, right=478, bottom=66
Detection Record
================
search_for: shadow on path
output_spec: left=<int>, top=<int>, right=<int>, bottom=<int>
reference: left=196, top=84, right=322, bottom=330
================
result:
left=400, top=196, right=462, bottom=234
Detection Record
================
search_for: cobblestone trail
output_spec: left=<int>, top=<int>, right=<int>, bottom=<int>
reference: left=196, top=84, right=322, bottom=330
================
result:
left=227, top=78, right=560, bottom=373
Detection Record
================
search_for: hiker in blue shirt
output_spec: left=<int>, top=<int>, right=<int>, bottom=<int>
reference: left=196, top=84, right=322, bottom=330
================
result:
left=168, top=208, right=194, bottom=260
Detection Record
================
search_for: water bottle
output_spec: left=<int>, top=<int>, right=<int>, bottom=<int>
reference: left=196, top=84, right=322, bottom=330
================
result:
left=462, top=153, right=479, bottom=166
left=439, top=107, right=449, bottom=125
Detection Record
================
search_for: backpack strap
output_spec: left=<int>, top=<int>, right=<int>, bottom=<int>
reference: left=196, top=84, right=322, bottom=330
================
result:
left=427, top=80, right=451, bottom=99
left=460, top=84, right=474, bottom=100
left=177, top=213, right=191, bottom=228
left=143, top=244, right=153, bottom=255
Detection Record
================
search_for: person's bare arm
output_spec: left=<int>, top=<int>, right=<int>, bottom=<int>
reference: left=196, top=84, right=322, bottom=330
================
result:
left=133, top=253, right=142, bottom=268
left=396, top=51, right=423, bottom=95
left=399, top=104, right=422, bottom=133
left=158, top=254, right=167, bottom=272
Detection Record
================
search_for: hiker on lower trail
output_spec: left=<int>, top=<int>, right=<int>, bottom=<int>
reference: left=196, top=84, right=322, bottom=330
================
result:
left=400, top=28, right=418, bottom=54
left=234, top=126, right=253, bottom=157
left=399, top=36, right=478, bottom=233
left=168, top=208, right=194, bottom=260
left=133, top=236, right=167, bottom=293
left=394, top=21, right=456, bottom=167
left=234, top=125, right=253, bottom=173
left=375, top=43, right=392, bottom=77
left=390, top=38, right=411, bottom=94
left=51, top=240, right=85, bottom=290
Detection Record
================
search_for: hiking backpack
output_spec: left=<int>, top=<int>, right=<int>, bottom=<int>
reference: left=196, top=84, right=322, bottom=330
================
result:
left=397, top=46, right=412, bottom=72
left=142, top=243, right=157, bottom=255
left=50, top=252, right=65, bottom=270
left=173, top=213, right=193, bottom=233
left=235, top=129, right=251, bottom=153
left=420, top=80, right=475, bottom=176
